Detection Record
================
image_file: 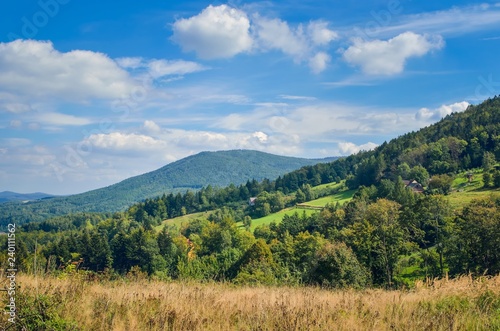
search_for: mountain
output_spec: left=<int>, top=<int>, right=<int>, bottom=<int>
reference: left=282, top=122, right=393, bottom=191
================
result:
left=0, top=191, right=57, bottom=203
left=272, top=96, right=500, bottom=193
left=0, top=150, right=337, bottom=225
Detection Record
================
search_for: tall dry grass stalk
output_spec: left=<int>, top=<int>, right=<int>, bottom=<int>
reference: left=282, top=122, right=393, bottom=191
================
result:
left=2, top=274, right=500, bottom=330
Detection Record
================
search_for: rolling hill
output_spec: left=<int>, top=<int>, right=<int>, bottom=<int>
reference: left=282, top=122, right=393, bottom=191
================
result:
left=0, top=150, right=337, bottom=225
left=0, top=191, right=58, bottom=203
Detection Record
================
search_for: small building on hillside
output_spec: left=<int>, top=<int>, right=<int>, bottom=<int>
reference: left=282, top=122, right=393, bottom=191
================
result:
left=248, top=197, right=257, bottom=206
left=466, top=172, right=474, bottom=183
left=403, top=179, right=424, bottom=193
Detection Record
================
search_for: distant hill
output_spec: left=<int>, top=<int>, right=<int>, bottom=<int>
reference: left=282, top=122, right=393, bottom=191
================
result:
left=0, top=150, right=337, bottom=225
left=0, top=191, right=57, bottom=203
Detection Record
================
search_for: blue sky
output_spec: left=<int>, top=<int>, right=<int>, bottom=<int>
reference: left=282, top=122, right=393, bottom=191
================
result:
left=1, top=0, right=500, bottom=194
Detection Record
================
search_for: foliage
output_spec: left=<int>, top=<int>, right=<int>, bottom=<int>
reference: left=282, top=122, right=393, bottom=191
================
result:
left=428, top=174, right=454, bottom=194
left=307, top=242, right=370, bottom=288
left=446, top=196, right=500, bottom=276
left=13, top=292, right=79, bottom=330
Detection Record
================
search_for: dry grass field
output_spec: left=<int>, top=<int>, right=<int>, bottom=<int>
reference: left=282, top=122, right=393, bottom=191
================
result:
left=2, top=273, right=499, bottom=330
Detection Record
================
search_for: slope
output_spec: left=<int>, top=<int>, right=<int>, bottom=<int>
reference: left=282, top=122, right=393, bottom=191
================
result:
left=268, top=96, right=500, bottom=194
left=0, top=150, right=337, bottom=225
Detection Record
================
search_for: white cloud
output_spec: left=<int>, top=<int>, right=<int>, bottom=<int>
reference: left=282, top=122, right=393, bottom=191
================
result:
left=253, top=16, right=308, bottom=59
left=279, top=95, right=316, bottom=101
left=215, top=101, right=458, bottom=146
left=171, top=5, right=337, bottom=73
left=173, top=131, right=229, bottom=148
left=84, top=132, right=167, bottom=152
left=115, top=57, right=144, bottom=69
left=9, top=120, right=22, bottom=128
left=216, top=103, right=402, bottom=139
left=0, top=40, right=134, bottom=101
left=147, top=59, right=207, bottom=78
left=338, top=141, right=378, bottom=155
left=342, top=32, right=444, bottom=75
left=307, top=21, right=338, bottom=45
left=415, top=101, right=470, bottom=121
left=171, top=5, right=253, bottom=59
left=370, top=4, right=500, bottom=38
left=36, top=112, right=92, bottom=126
left=253, top=17, right=336, bottom=72
left=142, top=120, right=161, bottom=134
left=309, top=52, right=331, bottom=74
left=117, top=57, right=208, bottom=78
left=2, top=102, right=31, bottom=113
left=253, top=131, right=268, bottom=143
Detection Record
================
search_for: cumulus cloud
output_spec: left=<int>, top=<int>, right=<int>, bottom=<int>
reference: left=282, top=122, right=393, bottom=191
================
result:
left=0, top=40, right=134, bottom=101
left=253, top=16, right=308, bottom=58
left=171, top=5, right=253, bottom=59
left=253, top=131, right=268, bottom=143
left=84, top=132, right=167, bottom=153
left=309, top=52, right=331, bottom=74
left=307, top=21, right=339, bottom=45
left=338, top=141, right=378, bottom=155
left=342, top=32, right=444, bottom=75
left=171, top=5, right=337, bottom=73
left=415, top=101, right=470, bottom=121
left=253, top=17, right=336, bottom=72
left=173, top=131, right=229, bottom=148
left=142, top=120, right=161, bottom=134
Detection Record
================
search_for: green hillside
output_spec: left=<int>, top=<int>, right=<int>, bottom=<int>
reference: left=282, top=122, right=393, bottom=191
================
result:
left=0, top=150, right=337, bottom=226
left=446, top=170, right=500, bottom=209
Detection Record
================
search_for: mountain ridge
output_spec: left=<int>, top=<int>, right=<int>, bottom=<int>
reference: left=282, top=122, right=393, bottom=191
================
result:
left=0, top=191, right=58, bottom=203
left=0, top=149, right=338, bottom=225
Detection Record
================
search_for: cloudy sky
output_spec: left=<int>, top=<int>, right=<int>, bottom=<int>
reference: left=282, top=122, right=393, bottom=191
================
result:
left=1, top=0, right=500, bottom=194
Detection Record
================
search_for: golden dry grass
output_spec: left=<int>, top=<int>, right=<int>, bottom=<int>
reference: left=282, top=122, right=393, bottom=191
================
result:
left=3, top=274, right=500, bottom=331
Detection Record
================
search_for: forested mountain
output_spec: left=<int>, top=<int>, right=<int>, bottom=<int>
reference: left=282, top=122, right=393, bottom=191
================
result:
left=0, top=191, right=57, bottom=203
left=0, top=150, right=336, bottom=226
left=273, top=96, right=500, bottom=191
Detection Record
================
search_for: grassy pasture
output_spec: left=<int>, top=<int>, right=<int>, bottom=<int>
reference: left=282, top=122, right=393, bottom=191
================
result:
left=7, top=273, right=500, bottom=331
left=155, top=211, right=214, bottom=232
left=300, top=189, right=356, bottom=207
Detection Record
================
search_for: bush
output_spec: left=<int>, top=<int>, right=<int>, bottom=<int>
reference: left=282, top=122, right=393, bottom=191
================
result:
left=14, top=292, right=79, bottom=330
left=428, top=174, right=453, bottom=194
left=306, top=242, right=370, bottom=289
